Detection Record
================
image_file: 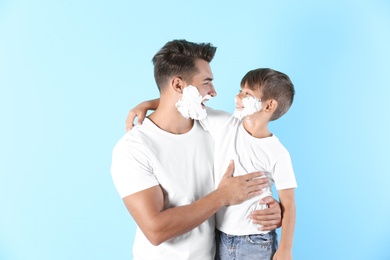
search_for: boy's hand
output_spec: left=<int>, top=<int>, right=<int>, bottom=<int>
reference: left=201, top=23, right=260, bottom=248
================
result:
left=125, top=99, right=160, bottom=132
left=273, top=248, right=292, bottom=260
left=126, top=105, right=147, bottom=132
left=249, top=196, right=282, bottom=230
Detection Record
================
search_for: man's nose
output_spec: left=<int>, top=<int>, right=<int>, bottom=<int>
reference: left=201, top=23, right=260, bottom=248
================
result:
left=209, top=84, right=217, bottom=97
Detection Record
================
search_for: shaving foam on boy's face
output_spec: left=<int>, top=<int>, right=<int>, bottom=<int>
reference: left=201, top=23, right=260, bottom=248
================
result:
left=175, top=85, right=212, bottom=120
left=233, top=96, right=262, bottom=120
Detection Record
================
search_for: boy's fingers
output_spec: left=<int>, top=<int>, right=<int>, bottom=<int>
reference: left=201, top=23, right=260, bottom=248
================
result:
left=137, top=114, right=145, bottom=125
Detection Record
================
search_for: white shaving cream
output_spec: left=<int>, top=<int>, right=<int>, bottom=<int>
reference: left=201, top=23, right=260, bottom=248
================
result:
left=176, top=85, right=211, bottom=120
left=233, top=96, right=262, bottom=120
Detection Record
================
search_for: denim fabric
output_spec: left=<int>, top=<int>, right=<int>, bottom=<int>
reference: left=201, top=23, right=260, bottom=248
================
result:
left=215, top=229, right=278, bottom=260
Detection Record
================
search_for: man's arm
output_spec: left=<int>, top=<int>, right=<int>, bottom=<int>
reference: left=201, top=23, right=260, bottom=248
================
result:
left=123, top=161, right=267, bottom=245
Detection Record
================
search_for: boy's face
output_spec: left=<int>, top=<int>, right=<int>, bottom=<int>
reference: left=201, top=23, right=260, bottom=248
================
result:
left=233, top=84, right=263, bottom=120
left=235, top=84, right=262, bottom=108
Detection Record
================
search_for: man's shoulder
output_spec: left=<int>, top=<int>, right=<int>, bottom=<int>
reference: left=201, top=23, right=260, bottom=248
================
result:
left=113, top=125, right=150, bottom=154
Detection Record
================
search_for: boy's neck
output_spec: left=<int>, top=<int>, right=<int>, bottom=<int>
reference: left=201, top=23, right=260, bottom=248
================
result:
left=242, top=118, right=272, bottom=139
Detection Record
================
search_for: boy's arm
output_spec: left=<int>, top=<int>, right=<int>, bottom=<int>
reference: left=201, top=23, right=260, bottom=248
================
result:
left=273, top=188, right=296, bottom=260
left=125, top=98, right=160, bottom=132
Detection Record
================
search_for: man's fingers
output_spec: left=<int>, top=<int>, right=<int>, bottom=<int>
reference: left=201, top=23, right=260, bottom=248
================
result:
left=241, top=171, right=264, bottom=181
left=245, top=177, right=268, bottom=190
left=222, top=160, right=235, bottom=178
left=251, top=210, right=279, bottom=221
left=259, top=196, right=276, bottom=205
left=258, top=224, right=279, bottom=231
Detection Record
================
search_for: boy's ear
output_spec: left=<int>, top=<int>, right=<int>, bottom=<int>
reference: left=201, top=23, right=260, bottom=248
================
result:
left=264, top=99, right=278, bottom=112
left=170, top=77, right=185, bottom=93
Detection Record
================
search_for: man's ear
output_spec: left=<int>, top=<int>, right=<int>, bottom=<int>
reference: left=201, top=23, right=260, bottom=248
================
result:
left=170, top=77, right=185, bottom=94
left=264, top=99, right=278, bottom=112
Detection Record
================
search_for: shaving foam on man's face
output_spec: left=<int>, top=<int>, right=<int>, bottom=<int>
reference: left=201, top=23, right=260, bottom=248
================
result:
left=233, top=96, right=262, bottom=120
left=175, top=85, right=212, bottom=120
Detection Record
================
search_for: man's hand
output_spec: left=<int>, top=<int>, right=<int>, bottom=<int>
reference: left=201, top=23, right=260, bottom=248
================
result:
left=248, top=196, right=282, bottom=231
left=216, top=161, right=269, bottom=206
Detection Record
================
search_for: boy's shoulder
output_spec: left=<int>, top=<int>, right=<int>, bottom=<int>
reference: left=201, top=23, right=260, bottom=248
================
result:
left=201, top=107, right=235, bottom=135
left=266, top=134, right=291, bottom=157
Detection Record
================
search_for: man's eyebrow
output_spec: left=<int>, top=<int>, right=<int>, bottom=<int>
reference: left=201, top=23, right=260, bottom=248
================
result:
left=203, top=77, right=214, bottom=81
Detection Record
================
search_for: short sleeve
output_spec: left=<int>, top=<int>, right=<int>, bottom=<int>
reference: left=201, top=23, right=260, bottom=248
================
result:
left=273, top=151, right=297, bottom=190
left=111, top=136, right=159, bottom=198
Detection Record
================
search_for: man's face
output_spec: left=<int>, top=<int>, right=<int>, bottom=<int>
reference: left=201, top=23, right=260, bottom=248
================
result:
left=189, top=59, right=217, bottom=107
left=175, top=59, right=216, bottom=120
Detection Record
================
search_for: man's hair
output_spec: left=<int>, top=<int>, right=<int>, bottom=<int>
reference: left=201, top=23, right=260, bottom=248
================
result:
left=152, top=39, right=217, bottom=92
left=241, top=68, right=295, bottom=121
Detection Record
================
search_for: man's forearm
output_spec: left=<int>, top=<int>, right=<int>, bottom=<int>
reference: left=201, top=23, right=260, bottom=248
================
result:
left=144, top=189, right=226, bottom=245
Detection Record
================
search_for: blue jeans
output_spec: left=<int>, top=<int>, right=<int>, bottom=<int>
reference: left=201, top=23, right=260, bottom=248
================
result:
left=215, top=229, right=278, bottom=260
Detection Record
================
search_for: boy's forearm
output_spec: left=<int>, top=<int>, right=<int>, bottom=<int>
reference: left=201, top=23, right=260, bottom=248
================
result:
left=278, top=189, right=296, bottom=250
left=142, top=98, right=159, bottom=110
left=279, top=201, right=296, bottom=250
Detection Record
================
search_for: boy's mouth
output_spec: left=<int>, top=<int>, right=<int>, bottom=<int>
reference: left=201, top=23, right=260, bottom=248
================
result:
left=235, top=104, right=244, bottom=110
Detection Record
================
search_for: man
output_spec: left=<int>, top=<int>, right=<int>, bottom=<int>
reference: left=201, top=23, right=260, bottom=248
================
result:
left=111, top=40, right=281, bottom=260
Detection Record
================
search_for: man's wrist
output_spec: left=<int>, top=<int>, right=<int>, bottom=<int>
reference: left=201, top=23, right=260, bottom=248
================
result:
left=208, top=189, right=227, bottom=208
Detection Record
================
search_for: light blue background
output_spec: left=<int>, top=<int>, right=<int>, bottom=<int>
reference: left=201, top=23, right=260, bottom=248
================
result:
left=1, top=0, right=389, bottom=259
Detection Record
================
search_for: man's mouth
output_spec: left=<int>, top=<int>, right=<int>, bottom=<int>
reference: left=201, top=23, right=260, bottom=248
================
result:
left=201, top=95, right=212, bottom=108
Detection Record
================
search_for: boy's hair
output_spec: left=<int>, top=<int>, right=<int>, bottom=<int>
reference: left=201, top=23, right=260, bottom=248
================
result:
left=152, top=39, right=217, bottom=92
left=241, top=68, right=295, bottom=121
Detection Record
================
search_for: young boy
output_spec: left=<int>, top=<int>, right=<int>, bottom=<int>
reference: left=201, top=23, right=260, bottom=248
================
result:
left=127, top=68, right=297, bottom=260
left=201, top=68, right=297, bottom=260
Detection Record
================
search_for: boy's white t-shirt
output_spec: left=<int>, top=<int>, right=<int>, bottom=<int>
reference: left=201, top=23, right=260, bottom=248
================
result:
left=202, top=108, right=297, bottom=236
left=111, top=118, right=216, bottom=260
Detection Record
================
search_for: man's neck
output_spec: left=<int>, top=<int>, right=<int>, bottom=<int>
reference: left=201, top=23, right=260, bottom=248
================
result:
left=148, top=106, right=194, bottom=135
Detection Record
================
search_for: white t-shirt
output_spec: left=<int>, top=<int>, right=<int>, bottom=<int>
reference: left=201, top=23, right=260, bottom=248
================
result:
left=111, top=118, right=216, bottom=260
left=201, top=108, right=297, bottom=236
